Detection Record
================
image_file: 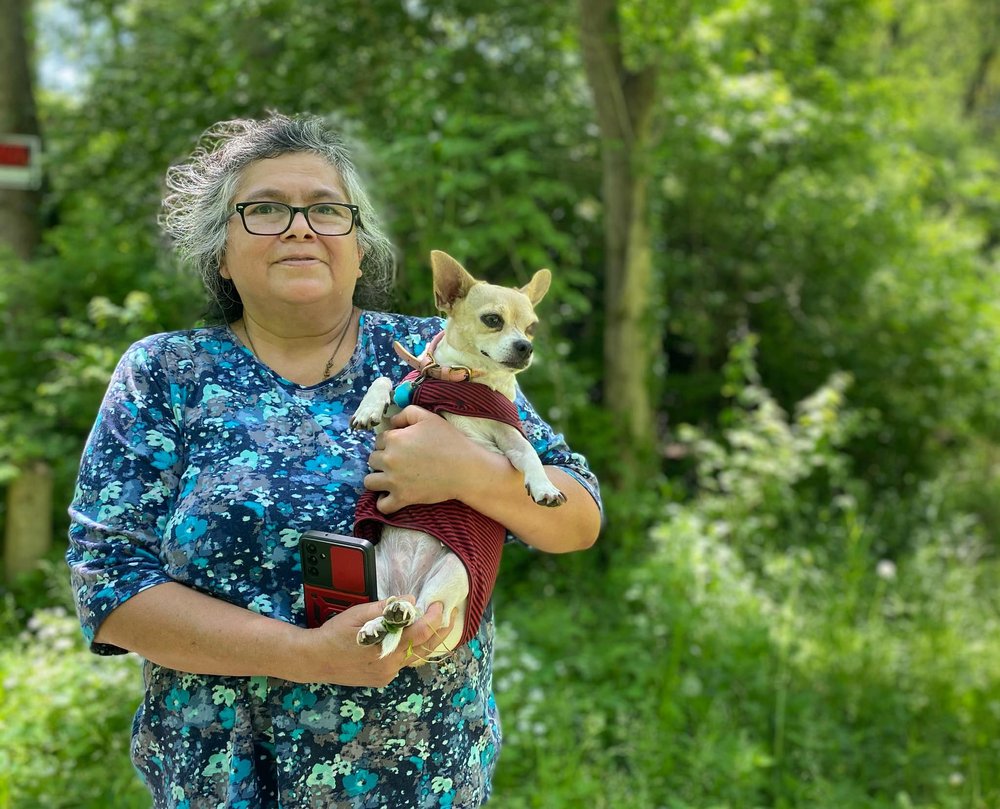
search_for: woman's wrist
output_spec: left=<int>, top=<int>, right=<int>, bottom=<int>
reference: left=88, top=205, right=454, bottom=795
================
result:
left=270, top=621, right=316, bottom=682
left=455, top=456, right=600, bottom=552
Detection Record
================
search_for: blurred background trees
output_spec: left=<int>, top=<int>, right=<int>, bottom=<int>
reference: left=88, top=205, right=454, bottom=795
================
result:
left=1, top=0, right=999, bottom=805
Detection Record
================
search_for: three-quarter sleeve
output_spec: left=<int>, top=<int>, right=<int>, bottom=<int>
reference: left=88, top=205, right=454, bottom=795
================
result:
left=66, top=340, right=183, bottom=654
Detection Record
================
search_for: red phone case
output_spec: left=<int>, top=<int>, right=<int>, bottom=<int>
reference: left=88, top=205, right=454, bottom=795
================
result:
left=300, top=531, right=378, bottom=628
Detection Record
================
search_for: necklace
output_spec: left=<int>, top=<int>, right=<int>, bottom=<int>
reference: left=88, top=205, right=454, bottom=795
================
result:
left=322, top=307, right=357, bottom=378
left=241, top=307, right=357, bottom=380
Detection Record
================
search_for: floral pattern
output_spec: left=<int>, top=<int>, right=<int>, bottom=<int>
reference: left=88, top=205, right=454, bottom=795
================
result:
left=67, top=311, right=601, bottom=808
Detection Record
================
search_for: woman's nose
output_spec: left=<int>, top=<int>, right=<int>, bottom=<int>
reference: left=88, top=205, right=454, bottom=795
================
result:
left=284, top=210, right=315, bottom=237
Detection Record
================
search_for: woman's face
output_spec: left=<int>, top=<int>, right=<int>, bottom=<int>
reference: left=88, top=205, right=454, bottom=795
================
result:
left=221, top=152, right=363, bottom=324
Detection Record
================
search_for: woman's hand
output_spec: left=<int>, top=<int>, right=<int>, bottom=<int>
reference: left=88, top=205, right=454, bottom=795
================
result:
left=295, top=597, right=448, bottom=687
left=364, top=406, right=479, bottom=513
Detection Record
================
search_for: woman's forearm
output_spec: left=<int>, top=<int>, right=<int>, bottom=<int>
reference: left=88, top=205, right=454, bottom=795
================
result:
left=364, top=407, right=602, bottom=551
left=95, top=582, right=310, bottom=678
left=457, top=450, right=602, bottom=552
left=93, top=581, right=446, bottom=686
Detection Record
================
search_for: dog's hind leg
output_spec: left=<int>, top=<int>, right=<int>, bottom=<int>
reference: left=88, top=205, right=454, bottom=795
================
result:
left=415, top=554, right=469, bottom=658
left=358, top=597, right=422, bottom=658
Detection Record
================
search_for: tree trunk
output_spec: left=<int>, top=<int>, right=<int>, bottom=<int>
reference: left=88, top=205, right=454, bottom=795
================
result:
left=960, top=0, right=999, bottom=119
left=0, top=0, right=51, bottom=580
left=4, top=461, right=53, bottom=582
left=962, top=42, right=997, bottom=118
left=578, top=0, right=659, bottom=464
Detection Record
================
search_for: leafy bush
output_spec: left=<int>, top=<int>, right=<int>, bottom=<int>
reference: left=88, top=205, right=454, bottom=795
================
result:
left=491, top=343, right=1000, bottom=808
left=0, top=606, right=147, bottom=808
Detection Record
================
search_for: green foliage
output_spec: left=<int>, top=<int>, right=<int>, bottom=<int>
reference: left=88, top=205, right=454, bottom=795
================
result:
left=654, top=0, right=1000, bottom=486
left=677, top=335, right=870, bottom=558
left=370, top=113, right=596, bottom=313
left=0, top=244, right=195, bottom=493
left=492, top=352, right=1000, bottom=808
left=0, top=606, right=147, bottom=809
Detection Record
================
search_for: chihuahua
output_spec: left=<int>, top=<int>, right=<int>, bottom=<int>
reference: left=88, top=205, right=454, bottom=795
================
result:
left=349, top=250, right=564, bottom=660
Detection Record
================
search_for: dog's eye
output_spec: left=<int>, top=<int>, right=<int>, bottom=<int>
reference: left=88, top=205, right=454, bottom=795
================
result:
left=481, top=314, right=504, bottom=330
left=525, top=322, right=537, bottom=337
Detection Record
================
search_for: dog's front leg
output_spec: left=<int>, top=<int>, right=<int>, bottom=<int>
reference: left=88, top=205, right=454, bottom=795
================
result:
left=350, top=376, right=395, bottom=430
left=490, top=424, right=566, bottom=507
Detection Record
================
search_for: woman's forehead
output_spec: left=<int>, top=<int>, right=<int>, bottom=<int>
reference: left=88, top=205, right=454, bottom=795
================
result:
left=236, top=153, right=348, bottom=201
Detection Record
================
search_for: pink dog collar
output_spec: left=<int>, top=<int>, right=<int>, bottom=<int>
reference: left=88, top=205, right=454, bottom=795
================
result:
left=392, top=333, right=485, bottom=382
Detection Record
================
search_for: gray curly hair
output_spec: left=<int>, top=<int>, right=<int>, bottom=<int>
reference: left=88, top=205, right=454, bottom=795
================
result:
left=159, top=113, right=395, bottom=321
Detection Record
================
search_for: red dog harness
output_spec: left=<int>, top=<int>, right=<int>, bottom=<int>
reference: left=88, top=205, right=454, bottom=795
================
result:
left=354, top=347, right=526, bottom=649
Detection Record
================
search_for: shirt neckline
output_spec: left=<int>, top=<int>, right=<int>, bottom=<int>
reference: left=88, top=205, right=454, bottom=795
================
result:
left=226, top=312, right=371, bottom=392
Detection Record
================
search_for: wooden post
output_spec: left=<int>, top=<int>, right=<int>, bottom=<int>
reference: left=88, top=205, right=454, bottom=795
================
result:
left=4, top=460, right=54, bottom=581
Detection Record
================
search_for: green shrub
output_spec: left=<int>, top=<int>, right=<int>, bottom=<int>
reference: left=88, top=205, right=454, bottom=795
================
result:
left=491, top=344, right=1000, bottom=808
left=494, top=525, right=999, bottom=807
left=0, top=606, right=147, bottom=809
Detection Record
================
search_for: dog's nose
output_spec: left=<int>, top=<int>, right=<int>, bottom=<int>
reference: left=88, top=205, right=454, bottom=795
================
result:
left=512, top=340, right=533, bottom=359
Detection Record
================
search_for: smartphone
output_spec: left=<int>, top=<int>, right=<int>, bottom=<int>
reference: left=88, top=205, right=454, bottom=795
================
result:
left=300, top=530, right=378, bottom=628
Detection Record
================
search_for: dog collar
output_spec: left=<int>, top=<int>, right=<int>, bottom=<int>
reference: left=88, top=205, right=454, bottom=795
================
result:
left=392, top=333, right=485, bottom=383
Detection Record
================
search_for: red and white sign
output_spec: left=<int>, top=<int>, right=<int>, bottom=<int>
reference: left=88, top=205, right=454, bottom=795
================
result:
left=0, top=135, right=42, bottom=190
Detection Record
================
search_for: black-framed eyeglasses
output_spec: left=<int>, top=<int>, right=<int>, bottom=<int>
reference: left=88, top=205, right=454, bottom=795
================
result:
left=232, top=201, right=362, bottom=236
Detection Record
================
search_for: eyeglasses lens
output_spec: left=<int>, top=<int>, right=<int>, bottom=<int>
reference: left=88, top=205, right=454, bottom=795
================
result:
left=241, top=202, right=354, bottom=235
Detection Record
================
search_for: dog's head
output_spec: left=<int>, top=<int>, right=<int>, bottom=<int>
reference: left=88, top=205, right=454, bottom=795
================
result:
left=431, top=250, right=551, bottom=373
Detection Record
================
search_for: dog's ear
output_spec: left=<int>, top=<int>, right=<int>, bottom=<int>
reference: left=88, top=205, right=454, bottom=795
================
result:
left=520, top=268, right=551, bottom=306
left=431, top=250, right=478, bottom=311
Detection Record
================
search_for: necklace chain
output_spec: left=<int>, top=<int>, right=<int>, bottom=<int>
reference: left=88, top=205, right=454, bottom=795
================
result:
left=241, top=307, right=356, bottom=380
left=323, top=307, right=356, bottom=378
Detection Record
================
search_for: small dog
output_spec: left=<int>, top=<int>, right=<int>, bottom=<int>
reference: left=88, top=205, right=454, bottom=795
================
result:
left=350, top=250, right=565, bottom=660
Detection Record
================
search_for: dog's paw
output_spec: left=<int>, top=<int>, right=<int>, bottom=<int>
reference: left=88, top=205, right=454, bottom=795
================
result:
left=358, top=599, right=421, bottom=658
left=357, top=617, right=406, bottom=658
left=357, top=616, right=388, bottom=646
left=350, top=378, right=393, bottom=430
left=349, top=403, right=387, bottom=431
left=382, top=596, right=420, bottom=629
left=525, top=478, right=566, bottom=507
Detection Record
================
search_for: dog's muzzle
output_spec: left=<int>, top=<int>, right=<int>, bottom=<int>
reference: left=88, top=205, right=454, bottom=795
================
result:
left=502, top=340, right=533, bottom=369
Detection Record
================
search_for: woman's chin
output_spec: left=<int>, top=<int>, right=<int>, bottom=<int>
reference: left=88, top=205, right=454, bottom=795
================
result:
left=271, top=277, right=352, bottom=306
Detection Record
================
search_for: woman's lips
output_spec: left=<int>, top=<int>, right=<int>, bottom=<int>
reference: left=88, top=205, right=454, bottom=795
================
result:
left=276, top=255, right=323, bottom=265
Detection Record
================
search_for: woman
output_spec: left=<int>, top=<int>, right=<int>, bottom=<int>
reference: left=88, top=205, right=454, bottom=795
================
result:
left=67, top=113, right=602, bottom=808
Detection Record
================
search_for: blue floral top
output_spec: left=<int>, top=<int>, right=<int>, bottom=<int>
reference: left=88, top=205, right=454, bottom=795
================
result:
left=66, top=311, right=601, bottom=809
